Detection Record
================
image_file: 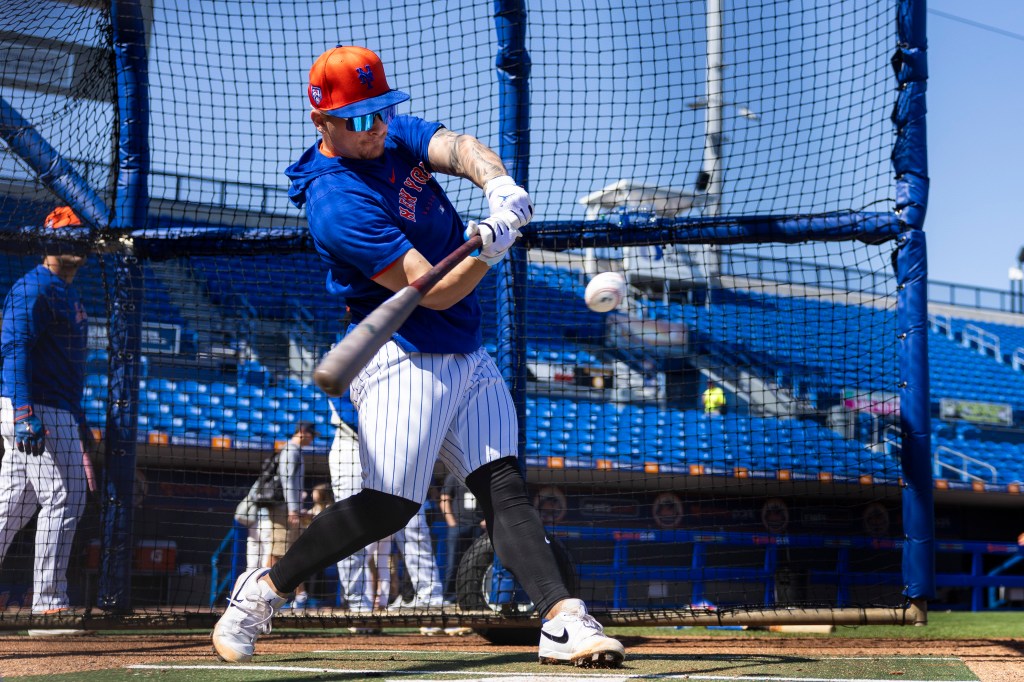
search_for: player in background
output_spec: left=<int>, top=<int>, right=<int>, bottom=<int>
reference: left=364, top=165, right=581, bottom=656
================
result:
left=328, top=397, right=451, bottom=635
left=328, top=405, right=394, bottom=614
left=0, top=206, right=92, bottom=619
left=439, top=468, right=486, bottom=600
left=213, top=45, right=624, bottom=668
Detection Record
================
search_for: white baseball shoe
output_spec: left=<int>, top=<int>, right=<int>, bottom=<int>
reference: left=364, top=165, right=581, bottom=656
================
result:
left=538, top=599, right=625, bottom=668
left=388, top=595, right=449, bottom=611
left=212, top=568, right=286, bottom=663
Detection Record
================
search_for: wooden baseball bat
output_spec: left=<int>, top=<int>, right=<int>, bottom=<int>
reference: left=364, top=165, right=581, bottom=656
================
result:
left=314, top=234, right=484, bottom=397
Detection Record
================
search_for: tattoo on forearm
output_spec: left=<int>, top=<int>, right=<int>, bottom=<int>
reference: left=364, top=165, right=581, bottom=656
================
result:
left=428, top=129, right=460, bottom=174
left=435, top=129, right=506, bottom=187
left=464, top=140, right=506, bottom=186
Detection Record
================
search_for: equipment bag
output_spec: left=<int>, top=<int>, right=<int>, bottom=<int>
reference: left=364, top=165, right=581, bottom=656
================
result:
left=251, top=452, right=284, bottom=508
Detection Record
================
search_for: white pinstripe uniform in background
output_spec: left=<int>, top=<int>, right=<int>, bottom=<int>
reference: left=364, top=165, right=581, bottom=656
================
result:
left=0, top=402, right=86, bottom=612
left=328, top=398, right=446, bottom=610
left=329, top=412, right=388, bottom=611
left=0, top=214, right=90, bottom=615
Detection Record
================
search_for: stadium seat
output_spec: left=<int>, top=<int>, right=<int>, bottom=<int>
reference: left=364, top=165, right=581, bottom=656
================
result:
left=150, top=378, right=177, bottom=393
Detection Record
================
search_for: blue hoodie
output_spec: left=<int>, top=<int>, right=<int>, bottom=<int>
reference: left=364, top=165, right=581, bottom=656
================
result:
left=285, top=115, right=482, bottom=354
left=1, top=264, right=88, bottom=416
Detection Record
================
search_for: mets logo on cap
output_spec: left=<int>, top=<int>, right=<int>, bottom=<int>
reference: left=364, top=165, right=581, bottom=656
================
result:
left=306, top=45, right=410, bottom=118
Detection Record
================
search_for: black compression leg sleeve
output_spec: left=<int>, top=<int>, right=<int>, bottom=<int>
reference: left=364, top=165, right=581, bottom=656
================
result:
left=268, top=489, right=419, bottom=593
left=465, top=457, right=571, bottom=618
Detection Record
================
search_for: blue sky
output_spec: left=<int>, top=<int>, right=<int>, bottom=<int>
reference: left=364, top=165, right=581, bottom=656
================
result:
left=925, top=1, right=1024, bottom=292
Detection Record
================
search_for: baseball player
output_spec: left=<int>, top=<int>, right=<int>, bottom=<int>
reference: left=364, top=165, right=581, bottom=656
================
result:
left=0, top=206, right=92, bottom=617
left=213, top=45, right=624, bottom=668
left=328, top=409, right=392, bottom=613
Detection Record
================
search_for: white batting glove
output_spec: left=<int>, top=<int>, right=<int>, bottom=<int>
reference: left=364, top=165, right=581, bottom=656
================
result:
left=464, top=210, right=521, bottom=266
left=485, top=175, right=534, bottom=229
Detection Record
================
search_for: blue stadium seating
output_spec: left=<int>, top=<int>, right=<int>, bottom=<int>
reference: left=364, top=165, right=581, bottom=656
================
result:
left=520, top=395, right=893, bottom=480
left=928, top=318, right=1024, bottom=409
left=642, top=292, right=898, bottom=400
left=191, top=253, right=346, bottom=324
left=932, top=418, right=1024, bottom=484
left=65, top=253, right=1024, bottom=486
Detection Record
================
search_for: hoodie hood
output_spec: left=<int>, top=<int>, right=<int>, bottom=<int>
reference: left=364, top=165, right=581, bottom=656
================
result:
left=285, top=142, right=355, bottom=208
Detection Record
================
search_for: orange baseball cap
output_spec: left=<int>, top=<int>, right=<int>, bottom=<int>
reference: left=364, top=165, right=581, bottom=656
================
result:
left=44, top=206, right=82, bottom=229
left=307, top=45, right=410, bottom=118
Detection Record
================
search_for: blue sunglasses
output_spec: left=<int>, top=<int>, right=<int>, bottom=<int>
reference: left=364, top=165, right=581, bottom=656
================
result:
left=343, top=104, right=397, bottom=132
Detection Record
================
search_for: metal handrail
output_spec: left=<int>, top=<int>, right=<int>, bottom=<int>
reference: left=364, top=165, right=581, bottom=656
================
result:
left=961, top=323, right=1001, bottom=360
left=987, top=554, right=1024, bottom=609
left=209, top=523, right=246, bottom=607
left=928, top=313, right=952, bottom=338
left=934, top=445, right=999, bottom=483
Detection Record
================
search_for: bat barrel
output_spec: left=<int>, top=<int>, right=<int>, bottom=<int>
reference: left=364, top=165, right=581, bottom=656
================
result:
left=314, top=286, right=423, bottom=396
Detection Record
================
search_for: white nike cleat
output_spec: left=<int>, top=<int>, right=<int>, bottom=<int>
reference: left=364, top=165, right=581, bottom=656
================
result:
left=212, top=568, right=286, bottom=663
left=538, top=598, right=625, bottom=668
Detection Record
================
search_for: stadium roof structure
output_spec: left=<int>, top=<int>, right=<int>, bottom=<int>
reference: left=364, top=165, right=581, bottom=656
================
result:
left=578, top=179, right=703, bottom=220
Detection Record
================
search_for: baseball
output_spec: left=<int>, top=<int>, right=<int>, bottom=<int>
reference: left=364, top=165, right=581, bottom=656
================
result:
left=585, top=271, right=627, bottom=313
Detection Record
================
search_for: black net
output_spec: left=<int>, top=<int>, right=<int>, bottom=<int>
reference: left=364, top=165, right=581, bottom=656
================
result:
left=0, top=0, right=913, bottom=629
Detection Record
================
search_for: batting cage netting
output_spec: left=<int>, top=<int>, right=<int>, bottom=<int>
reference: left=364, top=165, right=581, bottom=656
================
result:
left=0, top=0, right=929, bottom=633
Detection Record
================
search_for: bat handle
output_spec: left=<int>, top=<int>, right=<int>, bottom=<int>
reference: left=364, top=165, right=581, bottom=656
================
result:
left=409, top=234, right=482, bottom=293
left=313, top=233, right=486, bottom=397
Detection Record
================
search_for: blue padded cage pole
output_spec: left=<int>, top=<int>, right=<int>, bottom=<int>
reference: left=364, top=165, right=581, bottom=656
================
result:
left=0, top=97, right=109, bottom=229
left=488, top=0, right=532, bottom=608
left=98, top=0, right=149, bottom=611
left=493, top=0, right=530, bottom=467
left=893, top=0, right=934, bottom=610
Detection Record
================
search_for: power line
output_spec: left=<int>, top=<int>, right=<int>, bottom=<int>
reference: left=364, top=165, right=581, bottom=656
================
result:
left=929, top=8, right=1024, bottom=44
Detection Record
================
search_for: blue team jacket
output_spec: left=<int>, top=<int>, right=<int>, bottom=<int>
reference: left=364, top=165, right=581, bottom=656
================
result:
left=0, top=264, right=88, bottom=416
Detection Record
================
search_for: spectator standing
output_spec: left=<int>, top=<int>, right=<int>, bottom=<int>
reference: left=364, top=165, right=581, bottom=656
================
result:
left=263, top=422, right=316, bottom=607
left=702, top=379, right=725, bottom=416
left=305, top=482, right=334, bottom=523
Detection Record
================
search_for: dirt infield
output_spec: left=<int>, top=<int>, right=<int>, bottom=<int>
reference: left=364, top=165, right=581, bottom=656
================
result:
left=3, top=631, right=1024, bottom=680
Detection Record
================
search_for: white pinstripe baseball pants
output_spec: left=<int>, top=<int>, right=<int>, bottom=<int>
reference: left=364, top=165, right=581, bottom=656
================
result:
left=349, top=342, right=518, bottom=502
left=0, top=398, right=87, bottom=613
left=330, top=342, right=517, bottom=608
left=329, top=423, right=389, bottom=611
